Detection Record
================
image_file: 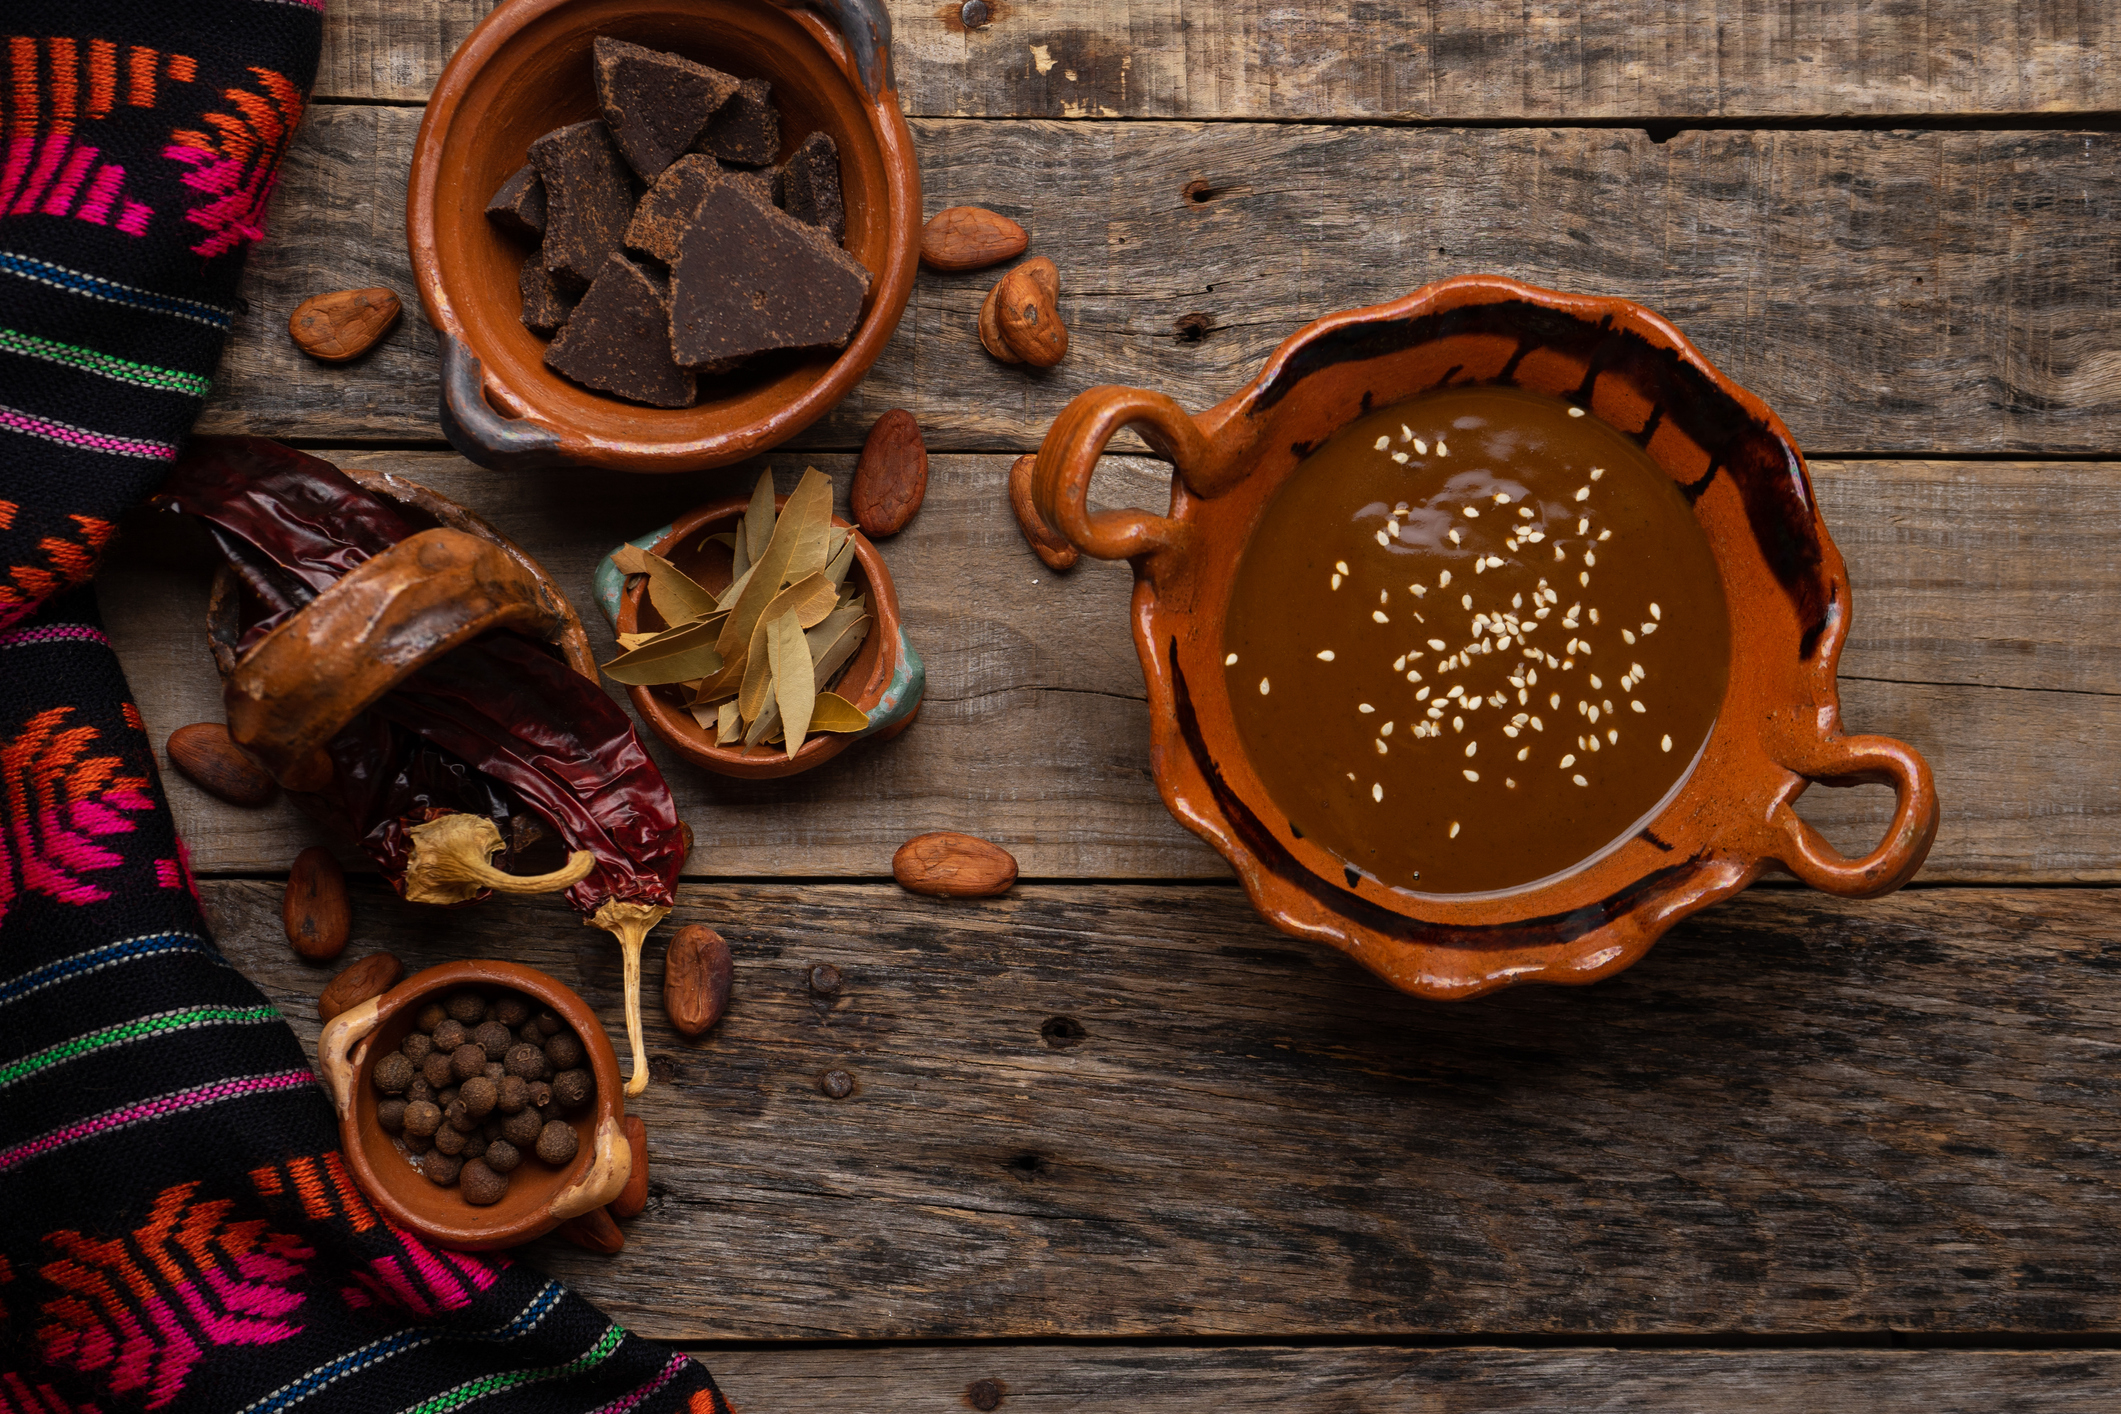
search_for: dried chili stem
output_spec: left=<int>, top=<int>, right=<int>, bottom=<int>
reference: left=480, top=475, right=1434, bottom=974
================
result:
left=589, top=899, right=671, bottom=1096
left=401, top=813, right=595, bottom=905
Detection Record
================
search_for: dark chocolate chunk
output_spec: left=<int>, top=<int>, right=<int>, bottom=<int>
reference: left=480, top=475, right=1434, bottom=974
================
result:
left=485, top=163, right=546, bottom=242
left=718, top=162, right=779, bottom=211
left=692, top=77, right=778, bottom=166
left=669, top=182, right=871, bottom=371
left=625, top=155, right=722, bottom=266
left=530, top=120, right=634, bottom=291
left=545, top=253, right=697, bottom=408
left=519, top=259, right=579, bottom=336
left=780, top=131, right=845, bottom=244
left=592, top=36, right=740, bottom=182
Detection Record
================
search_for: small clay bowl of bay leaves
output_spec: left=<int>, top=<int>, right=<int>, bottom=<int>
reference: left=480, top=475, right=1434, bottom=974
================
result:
left=601, top=467, right=923, bottom=779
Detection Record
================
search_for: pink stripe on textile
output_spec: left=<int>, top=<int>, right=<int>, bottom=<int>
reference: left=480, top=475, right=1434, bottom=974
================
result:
left=0, top=1070, right=314, bottom=1172
left=0, top=402, right=175, bottom=460
left=587, top=1352, right=693, bottom=1414
left=0, top=624, right=111, bottom=650
left=10, top=131, right=72, bottom=215
left=0, top=133, right=39, bottom=212
left=39, top=142, right=96, bottom=216
left=115, top=198, right=151, bottom=236
left=74, top=160, right=124, bottom=224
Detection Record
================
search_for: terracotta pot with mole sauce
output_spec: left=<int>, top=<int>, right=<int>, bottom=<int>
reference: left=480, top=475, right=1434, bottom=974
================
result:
left=1024, top=274, right=1938, bottom=1000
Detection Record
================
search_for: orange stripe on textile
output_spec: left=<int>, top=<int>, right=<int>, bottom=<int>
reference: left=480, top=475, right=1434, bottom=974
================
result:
left=287, top=1154, right=334, bottom=1224
left=168, top=54, right=196, bottom=84
left=88, top=39, right=116, bottom=118
left=48, top=38, right=77, bottom=131
left=323, top=1151, right=380, bottom=1233
left=0, top=500, right=16, bottom=530
left=126, top=45, right=155, bottom=108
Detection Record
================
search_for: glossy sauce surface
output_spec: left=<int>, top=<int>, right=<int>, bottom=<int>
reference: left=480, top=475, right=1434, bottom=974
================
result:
left=1223, top=385, right=1730, bottom=895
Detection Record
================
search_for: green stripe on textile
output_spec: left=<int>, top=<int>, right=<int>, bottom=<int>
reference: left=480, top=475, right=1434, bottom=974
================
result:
left=0, top=325, right=213, bottom=397
left=0, top=1005, right=282, bottom=1088
left=394, top=1326, right=628, bottom=1414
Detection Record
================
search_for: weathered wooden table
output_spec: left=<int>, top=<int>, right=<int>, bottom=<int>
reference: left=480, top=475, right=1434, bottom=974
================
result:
left=104, top=3, right=2121, bottom=1407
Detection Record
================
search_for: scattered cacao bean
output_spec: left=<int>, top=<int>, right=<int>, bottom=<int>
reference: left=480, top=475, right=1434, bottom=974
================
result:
left=851, top=408, right=928, bottom=537
left=892, top=831, right=1019, bottom=898
left=611, top=1115, right=649, bottom=1219
left=1008, top=453, right=1078, bottom=571
left=166, top=723, right=276, bottom=806
left=995, top=257, right=1067, bottom=367
left=557, top=1206, right=626, bottom=1254
left=288, top=287, right=401, bottom=362
left=920, top=205, right=1026, bottom=272
left=977, top=279, right=1020, bottom=363
left=283, top=847, right=351, bottom=961
left=317, top=950, right=402, bottom=1023
left=663, top=924, right=732, bottom=1037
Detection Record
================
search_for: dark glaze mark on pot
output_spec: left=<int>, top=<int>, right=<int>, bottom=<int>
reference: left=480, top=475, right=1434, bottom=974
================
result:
left=1172, top=643, right=1706, bottom=953
left=1247, top=299, right=1833, bottom=659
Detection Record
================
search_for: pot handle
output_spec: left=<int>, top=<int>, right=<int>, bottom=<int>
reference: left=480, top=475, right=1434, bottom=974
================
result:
left=1769, top=733, right=1939, bottom=897
left=1029, top=386, right=1207, bottom=562
left=547, top=1115, right=633, bottom=1224
left=439, top=333, right=566, bottom=471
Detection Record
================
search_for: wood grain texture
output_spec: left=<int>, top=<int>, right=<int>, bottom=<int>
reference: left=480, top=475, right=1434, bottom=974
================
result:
left=697, top=1346, right=2121, bottom=1412
left=203, top=880, right=2121, bottom=1338
left=200, top=110, right=2121, bottom=454
left=102, top=453, right=2121, bottom=882
left=317, top=0, right=2121, bottom=120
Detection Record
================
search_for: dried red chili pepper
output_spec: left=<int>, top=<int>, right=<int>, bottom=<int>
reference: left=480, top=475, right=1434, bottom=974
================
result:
left=158, top=436, right=684, bottom=1093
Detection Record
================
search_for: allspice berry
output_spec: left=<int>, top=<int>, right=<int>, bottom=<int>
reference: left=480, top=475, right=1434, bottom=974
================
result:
left=501, top=1107, right=544, bottom=1148
left=425, top=1153, right=463, bottom=1186
left=494, top=996, right=531, bottom=1028
left=459, top=1128, right=488, bottom=1160
left=372, top=1053, right=414, bottom=1095
left=504, top=1043, right=548, bottom=1080
left=534, top=1009, right=563, bottom=1037
left=377, top=1098, right=408, bottom=1133
left=497, top=1075, right=529, bottom=1114
left=401, top=1031, right=433, bottom=1064
left=528, top=1080, right=554, bottom=1110
left=431, top=1019, right=466, bottom=1053
left=421, top=1051, right=454, bottom=1089
left=483, top=1062, right=507, bottom=1085
left=460, top=1076, right=498, bottom=1120
left=434, top=1123, right=468, bottom=1156
left=416, top=1001, right=449, bottom=1032
left=535, top=1119, right=579, bottom=1166
left=437, top=1085, right=460, bottom=1111
left=551, top=1068, right=594, bottom=1111
left=446, top=991, right=487, bottom=1025
left=461, top=1159, right=508, bottom=1206
left=406, top=1077, right=434, bottom=1105
left=544, top=1031, right=585, bottom=1071
left=403, top=1100, right=442, bottom=1138
left=406, top=1130, right=434, bottom=1154
left=484, top=1138, right=522, bottom=1173
left=449, top=1042, right=488, bottom=1082
left=445, top=1099, right=478, bottom=1134
left=472, top=1021, right=513, bottom=1057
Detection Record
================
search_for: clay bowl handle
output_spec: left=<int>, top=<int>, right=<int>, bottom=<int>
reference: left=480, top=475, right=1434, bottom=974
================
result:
left=1768, top=733, right=1939, bottom=897
left=225, top=526, right=566, bottom=791
left=545, top=1115, right=633, bottom=1224
left=1028, top=386, right=1209, bottom=563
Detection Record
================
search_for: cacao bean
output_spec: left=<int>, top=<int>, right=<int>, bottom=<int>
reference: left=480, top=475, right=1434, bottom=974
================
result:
left=892, top=831, right=1018, bottom=898
left=611, top=1115, right=649, bottom=1219
left=557, top=1205, right=626, bottom=1253
left=284, top=846, right=352, bottom=961
left=1008, top=453, right=1078, bottom=571
left=851, top=409, right=928, bottom=537
left=996, top=257, right=1067, bottom=367
left=977, top=280, right=1020, bottom=363
left=318, top=951, right=403, bottom=1023
left=167, top=722, right=277, bottom=807
left=920, top=205, right=1027, bottom=272
left=663, top=924, right=732, bottom=1037
left=288, top=287, right=401, bottom=362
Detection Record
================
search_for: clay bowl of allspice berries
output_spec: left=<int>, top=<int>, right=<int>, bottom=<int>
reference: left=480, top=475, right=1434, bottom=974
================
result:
left=320, top=959, right=630, bottom=1250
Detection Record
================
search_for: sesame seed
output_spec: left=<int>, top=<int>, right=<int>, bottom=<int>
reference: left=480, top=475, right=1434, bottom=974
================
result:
left=1448, top=529, right=1461, bottom=545
left=1463, top=506, right=1480, bottom=518
left=1584, top=550, right=1597, bottom=566
left=1409, top=583, right=1427, bottom=597
left=1317, top=650, right=1335, bottom=661
left=1392, top=452, right=1410, bottom=464
left=1463, top=769, right=1479, bottom=781
left=1376, top=530, right=1390, bottom=546
left=1474, top=559, right=1486, bottom=574
left=1462, top=594, right=1474, bottom=610
left=1416, top=686, right=1431, bottom=700
left=1589, top=674, right=1602, bottom=689
left=1447, top=685, right=1463, bottom=698
left=1641, top=622, right=1658, bottom=635
left=1387, top=520, right=1400, bottom=537
left=1573, top=773, right=1588, bottom=787
left=1331, top=574, right=1342, bottom=590
left=1438, top=570, right=1452, bottom=588
left=1375, top=436, right=1390, bottom=450
left=1550, top=692, right=1562, bottom=708
left=1579, top=571, right=1590, bottom=586
left=1449, top=820, right=1460, bottom=838
left=1599, top=529, right=1612, bottom=541
left=1608, top=729, right=1619, bottom=743
left=1372, top=783, right=1383, bottom=802
left=1573, top=486, right=1589, bottom=501
left=1503, top=725, right=1519, bottom=738
left=1530, top=716, right=1543, bottom=730
left=1359, top=702, right=1375, bottom=713
left=1517, top=746, right=1530, bottom=761
left=1393, top=654, right=1406, bottom=670
left=1650, top=603, right=1662, bottom=619
left=1428, top=706, right=1444, bottom=719
left=1630, top=662, right=1644, bottom=678
left=1632, top=700, right=1646, bottom=713
left=1380, top=589, right=1389, bottom=604
left=1437, top=441, right=1450, bottom=456
left=1373, top=610, right=1389, bottom=623
left=1260, top=678, right=1270, bottom=694
left=1452, top=716, right=1464, bottom=731
left=1518, top=507, right=1534, bottom=519
left=1406, top=669, right=1423, bottom=682
left=1465, top=741, right=1478, bottom=757
left=1590, top=467, right=1604, bottom=481
left=1569, top=406, right=1585, bottom=417
left=1559, top=754, right=1575, bottom=768
left=1415, top=439, right=1428, bottom=454
left=1587, top=735, right=1600, bottom=752
left=1661, top=734, right=1673, bottom=752
left=1554, top=544, right=1565, bottom=560
left=1225, top=653, right=1238, bottom=665
left=1375, top=739, right=1388, bottom=754
left=1588, top=608, right=1599, bottom=624
left=1381, top=721, right=1394, bottom=735
left=1401, top=425, right=1414, bottom=441
left=1623, top=629, right=1636, bottom=644
left=1336, top=561, right=1350, bottom=574
left=1588, top=705, right=1601, bottom=722
left=1429, top=638, right=1448, bottom=650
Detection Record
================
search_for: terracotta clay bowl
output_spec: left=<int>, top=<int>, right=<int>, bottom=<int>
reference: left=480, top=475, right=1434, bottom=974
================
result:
left=409, top=0, right=919, bottom=472
left=593, top=492, right=924, bottom=777
left=1024, top=273, right=1939, bottom=1000
left=319, top=960, right=630, bottom=1251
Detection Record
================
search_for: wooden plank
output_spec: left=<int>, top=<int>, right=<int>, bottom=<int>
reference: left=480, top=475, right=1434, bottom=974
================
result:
left=204, top=880, right=2121, bottom=1338
left=318, top=0, right=2121, bottom=120
left=200, top=110, right=2121, bottom=454
left=697, top=1346, right=2121, bottom=1411
left=101, top=453, right=2121, bottom=882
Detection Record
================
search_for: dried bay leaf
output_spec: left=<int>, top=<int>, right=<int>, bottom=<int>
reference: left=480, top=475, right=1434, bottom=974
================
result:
left=716, top=465, right=831, bottom=663
left=824, top=530, right=857, bottom=588
left=602, top=617, right=726, bottom=684
left=767, top=608, right=814, bottom=756
left=717, top=699, right=741, bottom=744
left=783, top=467, right=835, bottom=582
left=741, top=468, right=776, bottom=567
left=809, top=692, right=868, bottom=733
left=738, top=608, right=778, bottom=720
left=810, top=611, right=872, bottom=691
left=613, top=542, right=718, bottom=625
left=615, top=631, right=658, bottom=652
left=716, top=560, right=758, bottom=612
left=743, top=685, right=779, bottom=746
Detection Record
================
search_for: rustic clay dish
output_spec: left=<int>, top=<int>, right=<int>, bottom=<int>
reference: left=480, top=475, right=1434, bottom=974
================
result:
left=1024, top=273, right=1938, bottom=1000
left=593, top=492, right=923, bottom=778
left=205, top=467, right=596, bottom=791
left=319, top=959, right=630, bottom=1251
left=409, top=0, right=918, bottom=471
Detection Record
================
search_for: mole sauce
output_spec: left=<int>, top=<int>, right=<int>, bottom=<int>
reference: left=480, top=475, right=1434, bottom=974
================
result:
left=1223, top=384, right=1730, bottom=895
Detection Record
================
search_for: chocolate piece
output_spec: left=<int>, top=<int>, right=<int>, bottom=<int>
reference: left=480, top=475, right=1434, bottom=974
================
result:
left=625, top=155, right=721, bottom=266
left=718, top=162, right=779, bottom=210
left=780, top=131, right=844, bottom=243
left=669, top=182, right=870, bottom=371
left=692, top=76, right=778, bottom=166
left=545, top=253, right=697, bottom=408
left=485, top=163, right=546, bottom=242
left=531, top=120, right=633, bottom=291
left=592, top=36, right=739, bottom=182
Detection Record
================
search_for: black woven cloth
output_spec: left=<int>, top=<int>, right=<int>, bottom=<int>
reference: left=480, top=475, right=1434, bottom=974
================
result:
left=1, top=6, right=727, bottom=1412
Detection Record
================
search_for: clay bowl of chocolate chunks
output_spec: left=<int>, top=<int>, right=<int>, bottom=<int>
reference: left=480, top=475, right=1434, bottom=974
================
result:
left=410, top=0, right=918, bottom=472
left=1022, top=273, right=1939, bottom=1002
left=320, top=959, right=630, bottom=1251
